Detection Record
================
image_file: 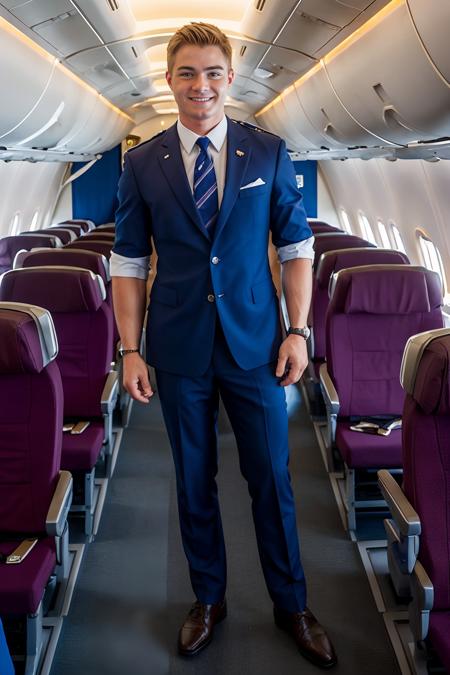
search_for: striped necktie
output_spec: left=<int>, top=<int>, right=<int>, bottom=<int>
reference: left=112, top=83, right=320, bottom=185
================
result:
left=194, top=137, right=218, bottom=237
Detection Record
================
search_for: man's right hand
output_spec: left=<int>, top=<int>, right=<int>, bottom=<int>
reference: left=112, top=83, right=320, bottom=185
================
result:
left=122, top=353, right=154, bottom=403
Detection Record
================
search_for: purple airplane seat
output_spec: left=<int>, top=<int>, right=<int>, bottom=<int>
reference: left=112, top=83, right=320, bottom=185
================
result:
left=58, top=219, right=94, bottom=232
left=79, top=231, right=115, bottom=243
left=0, top=267, right=118, bottom=535
left=311, top=248, right=410, bottom=369
left=21, top=227, right=76, bottom=245
left=95, top=224, right=115, bottom=233
left=15, top=247, right=120, bottom=361
left=308, top=220, right=342, bottom=234
left=379, top=329, right=450, bottom=673
left=313, top=233, right=375, bottom=270
left=0, top=302, right=72, bottom=674
left=50, top=222, right=85, bottom=237
left=0, top=234, right=62, bottom=274
left=65, top=240, right=113, bottom=258
left=320, top=265, right=443, bottom=531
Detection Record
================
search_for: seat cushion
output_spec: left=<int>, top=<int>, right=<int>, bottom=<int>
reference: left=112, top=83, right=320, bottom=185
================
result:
left=0, top=537, right=56, bottom=614
left=61, top=421, right=104, bottom=471
left=429, top=611, right=450, bottom=673
left=336, top=421, right=402, bottom=468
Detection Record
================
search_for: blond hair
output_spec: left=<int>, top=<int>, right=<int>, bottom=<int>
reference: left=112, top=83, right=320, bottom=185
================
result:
left=167, top=22, right=232, bottom=73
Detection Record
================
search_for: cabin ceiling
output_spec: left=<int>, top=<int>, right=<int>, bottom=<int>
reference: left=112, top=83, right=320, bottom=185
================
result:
left=0, top=0, right=393, bottom=125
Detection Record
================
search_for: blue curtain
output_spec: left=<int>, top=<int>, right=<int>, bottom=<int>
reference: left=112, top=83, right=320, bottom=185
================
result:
left=71, top=145, right=122, bottom=225
left=292, top=160, right=317, bottom=218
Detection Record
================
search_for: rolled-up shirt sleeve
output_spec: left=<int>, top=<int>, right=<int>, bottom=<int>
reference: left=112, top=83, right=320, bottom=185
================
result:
left=110, top=252, right=150, bottom=280
left=277, top=236, right=315, bottom=263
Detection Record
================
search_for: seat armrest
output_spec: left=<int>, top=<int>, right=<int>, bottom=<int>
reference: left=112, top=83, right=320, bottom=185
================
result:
left=409, top=559, right=434, bottom=641
left=378, top=470, right=421, bottom=537
left=46, top=471, right=73, bottom=536
left=319, top=363, right=340, bottom=415
left=101, top=370, right=119, bottom=414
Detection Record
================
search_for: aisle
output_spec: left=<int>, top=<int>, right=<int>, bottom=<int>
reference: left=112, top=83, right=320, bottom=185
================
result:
left=51, top=389, right=401, bottom=675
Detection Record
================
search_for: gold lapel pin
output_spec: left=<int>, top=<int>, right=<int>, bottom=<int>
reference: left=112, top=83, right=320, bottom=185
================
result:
left=236, top=149, right=245, bottom=157
left=163, top=154, right=170, bottom=159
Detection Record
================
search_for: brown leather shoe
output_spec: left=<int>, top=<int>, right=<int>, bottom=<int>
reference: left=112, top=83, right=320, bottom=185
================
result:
left=178, top=600, right=227, bottom=656
left=274, top=606, right=337, bottom=669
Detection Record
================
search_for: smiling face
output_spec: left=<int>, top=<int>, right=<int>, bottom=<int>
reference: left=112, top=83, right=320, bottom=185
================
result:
left=166, top=44, right=234, bottom=134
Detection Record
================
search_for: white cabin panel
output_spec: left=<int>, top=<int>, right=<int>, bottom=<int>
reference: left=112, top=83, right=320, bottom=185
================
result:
left=0, top=160, right=65, bottom=236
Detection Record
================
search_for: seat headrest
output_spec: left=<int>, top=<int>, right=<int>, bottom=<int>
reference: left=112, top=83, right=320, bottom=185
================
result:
left=313, top=234, right=375, bottom=269
left=330, top=265, right=442, bottom=315
left=0, top=267, right=106, bottom=312
left=17, top=248, right=110, bottom=282
left=400, top=329, right=450, bottom=413
left=0, top=303, right=58, bottom=373
left=316, top=248, right=409, bottom=289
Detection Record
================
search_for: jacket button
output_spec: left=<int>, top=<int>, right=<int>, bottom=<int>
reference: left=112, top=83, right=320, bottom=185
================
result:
left=211, top=256, right=220, bottom=265
left=207, top=294, right=215, bottom=303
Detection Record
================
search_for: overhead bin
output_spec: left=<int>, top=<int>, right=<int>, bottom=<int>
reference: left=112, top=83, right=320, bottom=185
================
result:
left=256, top=73, right=341, bottom=150
left=257, top=104, right=301, bottom=150
left=323, top=0, right=450, bottom=145
left=0, top=16, right=133, bottom=157
left=279, top=88, right=317, bottom=151
left=296, top=62, right=389, bottom=148
left=407, top=0, right=450, bottom=86
left=0, top=20, right=55, bottom=139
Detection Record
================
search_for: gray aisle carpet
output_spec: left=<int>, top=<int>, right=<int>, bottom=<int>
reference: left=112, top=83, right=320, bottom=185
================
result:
left=51, top=388, right=400, bottom=675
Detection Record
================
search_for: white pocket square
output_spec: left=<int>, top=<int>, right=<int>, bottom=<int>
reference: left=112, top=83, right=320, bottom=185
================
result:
left=240, top=178, right=266, bottom=190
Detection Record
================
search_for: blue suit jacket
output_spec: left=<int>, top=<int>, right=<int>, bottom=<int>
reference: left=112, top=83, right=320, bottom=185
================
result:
left=113, top=117, right=312, bottom=376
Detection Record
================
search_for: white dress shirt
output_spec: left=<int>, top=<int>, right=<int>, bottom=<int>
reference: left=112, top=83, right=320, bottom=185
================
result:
left=110, top=116, right=314, bottom=279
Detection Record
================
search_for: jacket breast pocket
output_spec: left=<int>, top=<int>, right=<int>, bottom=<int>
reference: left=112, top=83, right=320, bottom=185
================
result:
left=239, top=184, right=269, bottom=199
left=151, top=285, right=178, bottom=307
left=251, top=278, right=276, bottom=304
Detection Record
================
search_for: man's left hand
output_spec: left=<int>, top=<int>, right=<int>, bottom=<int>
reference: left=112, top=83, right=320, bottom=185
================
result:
left=275, top=334, right=309, bottom=386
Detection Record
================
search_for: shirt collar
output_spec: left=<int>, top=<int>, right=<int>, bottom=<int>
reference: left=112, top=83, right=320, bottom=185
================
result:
left=177, top=116, right=228, bottom=154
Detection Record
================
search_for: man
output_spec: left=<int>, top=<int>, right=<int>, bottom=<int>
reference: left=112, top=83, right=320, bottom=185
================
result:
left=111, top=22, right=337, bottom=669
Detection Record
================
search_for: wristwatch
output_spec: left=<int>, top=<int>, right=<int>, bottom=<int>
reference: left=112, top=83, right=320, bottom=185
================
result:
left=118, top=347, right=140, bottom=357
left=287, top=326, right=310, bottom=340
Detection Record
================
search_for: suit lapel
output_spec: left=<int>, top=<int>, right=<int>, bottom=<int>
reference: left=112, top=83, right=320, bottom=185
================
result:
left=157, top=124, right=209, bottom=240
left=214, top=118, right=250, bottom=242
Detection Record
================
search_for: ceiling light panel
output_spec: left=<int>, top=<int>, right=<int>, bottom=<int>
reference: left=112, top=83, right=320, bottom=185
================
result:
left=128, top=0, right=251, bottom=23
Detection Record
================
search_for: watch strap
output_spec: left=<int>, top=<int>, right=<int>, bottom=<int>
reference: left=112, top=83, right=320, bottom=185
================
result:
left=119, top=348, right=140, bottom=357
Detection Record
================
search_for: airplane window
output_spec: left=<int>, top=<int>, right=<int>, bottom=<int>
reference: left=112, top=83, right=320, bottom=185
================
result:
left=358, top=213, right=377, bottom=245
left=340, top=209, right=352, bottom=233
left=10, top=212, right=21, bottom=236
left=30, top=210, right=39, bottom=231
left=418, top=233, right=447, bottom=293
left=377, top=220, right=391, bottom=248
left=391, top=224, right=407, bottom=254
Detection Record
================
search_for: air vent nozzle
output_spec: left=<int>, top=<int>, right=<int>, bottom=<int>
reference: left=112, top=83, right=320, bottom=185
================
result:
left=255, top=0, right=266, bottom=11
left=106, top=0, right=119, bottom=11
left=240, top=46, right=247, bottom=57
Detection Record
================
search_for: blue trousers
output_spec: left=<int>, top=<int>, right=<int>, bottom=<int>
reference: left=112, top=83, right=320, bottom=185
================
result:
left=155, top=323, right=307, bottom=612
